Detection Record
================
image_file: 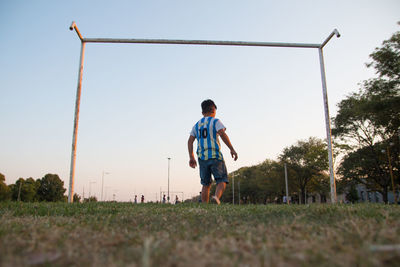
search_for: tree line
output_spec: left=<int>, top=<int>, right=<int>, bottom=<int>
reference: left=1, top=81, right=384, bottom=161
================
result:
left=333, top=27, right=400, bottom=203
left=209, top=137, right=330, bottom=204
left=0, top=173, right=67, bottom=202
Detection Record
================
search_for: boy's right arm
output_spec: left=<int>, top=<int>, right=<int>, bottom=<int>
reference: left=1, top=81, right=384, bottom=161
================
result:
left=187, top=135, right=197, bottom=168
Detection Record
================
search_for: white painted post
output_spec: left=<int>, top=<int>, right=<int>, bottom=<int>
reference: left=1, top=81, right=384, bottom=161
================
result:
left=68, top=40, right=85, bottom=203
left=318, top=47, right=337, bottom=204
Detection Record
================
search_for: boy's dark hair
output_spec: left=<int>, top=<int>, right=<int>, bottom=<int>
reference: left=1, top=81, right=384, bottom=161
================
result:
left=201, top=99, right=217, bottom=114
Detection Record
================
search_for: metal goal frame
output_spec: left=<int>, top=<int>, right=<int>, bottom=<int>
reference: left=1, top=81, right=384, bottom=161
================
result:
left=68, top=21, right=340, bottom=203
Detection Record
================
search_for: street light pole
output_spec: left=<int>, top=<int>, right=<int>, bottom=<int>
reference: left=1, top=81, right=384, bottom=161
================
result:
left=284, top=163, right=289, bottom=204
left=104, top=186, right=111, bottom=201
left=17, top=179, right=23, bottom=202
left=232, top=175, right=235, bottom=205
left=167, top=157, right=171, bottom=203
left=386, top=145, right=397, bottom=204
left=238, top=181, right=240, bottom=205
left=101, top=171, right=110, bottom=201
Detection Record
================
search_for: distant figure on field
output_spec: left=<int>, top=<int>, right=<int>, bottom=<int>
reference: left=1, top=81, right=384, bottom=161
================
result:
left=163, top=194, right=166, bottom=204
left=188, top=99, right=238, bottom=204
left=175, top=195, right=180, bottom=204
left=141, top=195, right=144, bottom=203
left=134, top=195, right=137, bottom=204
left=198, top=192, right=202, bottom=203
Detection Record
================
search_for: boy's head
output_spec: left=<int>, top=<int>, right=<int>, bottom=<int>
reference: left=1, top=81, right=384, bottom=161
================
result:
left=201, top=99, right=217, bottom=115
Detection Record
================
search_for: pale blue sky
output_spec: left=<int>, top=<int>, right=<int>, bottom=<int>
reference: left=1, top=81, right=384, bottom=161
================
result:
left=1, top=0, right=399, bottom=201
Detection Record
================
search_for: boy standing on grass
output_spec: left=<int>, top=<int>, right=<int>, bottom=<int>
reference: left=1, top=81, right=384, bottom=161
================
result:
left=188, top=99, right=238, bottom=204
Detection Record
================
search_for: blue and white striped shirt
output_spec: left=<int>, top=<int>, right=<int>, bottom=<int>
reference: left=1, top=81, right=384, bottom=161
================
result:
left=190, top=117, right=225, bottom=160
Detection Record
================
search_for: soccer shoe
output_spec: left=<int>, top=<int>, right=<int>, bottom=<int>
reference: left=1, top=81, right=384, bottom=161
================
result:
left=212, top=196, right=220, bottom=205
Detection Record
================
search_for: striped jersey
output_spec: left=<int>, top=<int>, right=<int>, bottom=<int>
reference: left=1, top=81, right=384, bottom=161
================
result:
left=190, top=117, right=225, bottom=160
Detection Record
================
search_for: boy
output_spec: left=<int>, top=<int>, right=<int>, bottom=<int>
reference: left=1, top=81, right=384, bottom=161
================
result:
left=187, top=99, right=238, bottom=204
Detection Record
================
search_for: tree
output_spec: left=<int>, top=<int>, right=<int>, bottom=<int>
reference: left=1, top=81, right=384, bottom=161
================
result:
left=0, top=173, right=11, bottom=201
left=338, top=142, right=397, bottom=203
left=346, top=184, right=360, bottom=204
left=333, top=28, right=400, bottom=202
left=10, top=178, right=39, bottom=202
left=257, top=160, right=293, bottom=204
left=87, top=196, right=97, bottom=202
left=73, top=193, right=81, bottom=203
left=37, top=174, right=66, bottom=202
left=221, top=161, right=279, bottom=204
left=220, top=159, right=298, bottom=204
left=279, top=137, right=329, bottom=204
left=307, top=172, right=330, bottom=202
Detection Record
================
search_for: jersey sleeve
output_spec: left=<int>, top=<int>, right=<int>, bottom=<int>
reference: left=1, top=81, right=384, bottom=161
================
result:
left=215, top=119, right=226, bottom=132
left=190, top=125, right=197, bottom=137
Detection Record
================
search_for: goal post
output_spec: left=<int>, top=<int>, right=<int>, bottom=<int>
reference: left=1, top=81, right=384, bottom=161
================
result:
left=68, top=21, right=340, bottom=204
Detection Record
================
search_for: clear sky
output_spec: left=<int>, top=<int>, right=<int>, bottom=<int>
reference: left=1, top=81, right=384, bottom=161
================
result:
left=1, top=0, right=399, bottom=202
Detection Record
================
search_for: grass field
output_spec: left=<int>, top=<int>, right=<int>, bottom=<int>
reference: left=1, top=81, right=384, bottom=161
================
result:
left=0, top=202, right=399, bottom=267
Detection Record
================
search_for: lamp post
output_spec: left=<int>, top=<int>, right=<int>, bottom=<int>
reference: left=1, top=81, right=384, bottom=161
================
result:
left=232, top=174, right=235, bottom=205
left=167, top=157, right=171, bottom=203
left=238, top=181, right=240, bottom=205
left=17, top=179, right=23, bottom=202
left=101, top=171, right=110, bottom=201
left=284, top=163, right=289, bottom=204
left=104, top=186, right=111, bottom=201
left=382, top=143, right=397, bottom=204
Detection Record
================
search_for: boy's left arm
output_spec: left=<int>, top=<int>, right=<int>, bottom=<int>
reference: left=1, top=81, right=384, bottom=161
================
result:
left=218, top=129, right=238, bottom=161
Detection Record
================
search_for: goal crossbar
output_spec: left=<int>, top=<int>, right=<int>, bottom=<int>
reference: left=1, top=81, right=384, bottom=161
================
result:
left=83, top=38, right=321, bottom=48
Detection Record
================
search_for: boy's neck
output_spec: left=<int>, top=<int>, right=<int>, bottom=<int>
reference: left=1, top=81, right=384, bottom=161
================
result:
left=203, top=113, right=215, bottom=118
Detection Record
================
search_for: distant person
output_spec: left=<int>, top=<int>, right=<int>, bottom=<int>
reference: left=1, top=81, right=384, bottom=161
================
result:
left=198, top=192, right=202, bottom=203
left=163, top=194, right=166, bottom=204
left=134, top=195, right=137, bottom=204
left=175, top=195, right=180, bottom=204
left=188, top=99, right=238, bottom=204
left=141, top=195, right=144, bottom=203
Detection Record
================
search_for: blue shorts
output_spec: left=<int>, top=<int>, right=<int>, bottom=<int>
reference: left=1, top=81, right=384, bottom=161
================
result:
left=198, top=159, right=228, bottom=186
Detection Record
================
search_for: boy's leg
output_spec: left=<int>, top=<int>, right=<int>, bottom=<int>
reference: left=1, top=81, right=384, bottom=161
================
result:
left=210, top=159, right=228, bottom=202
left=215, top=182, right=226, bottom=199
left=199, top=159, right=212, bottom=203
left=202, top=185, right=211, bottom=203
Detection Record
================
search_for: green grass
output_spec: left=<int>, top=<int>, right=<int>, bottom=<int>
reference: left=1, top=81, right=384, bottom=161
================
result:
left=1, top=202, right=399, bottom=266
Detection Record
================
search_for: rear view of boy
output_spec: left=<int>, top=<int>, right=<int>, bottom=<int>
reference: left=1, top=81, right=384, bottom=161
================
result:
left=188, top=99, right=238, bottom=204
